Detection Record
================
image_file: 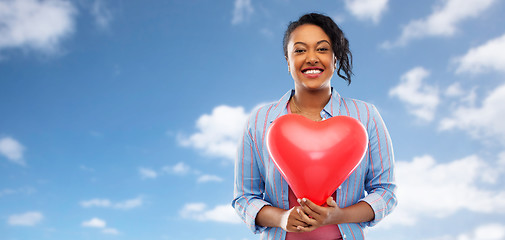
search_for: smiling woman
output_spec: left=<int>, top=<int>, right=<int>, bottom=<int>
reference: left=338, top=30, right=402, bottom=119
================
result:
left=232, top=13, right=397, bottom=240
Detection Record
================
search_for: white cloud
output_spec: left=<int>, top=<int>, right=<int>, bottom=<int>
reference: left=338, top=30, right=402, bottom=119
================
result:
left=82, top=218, right=120, bottom=235
left=173, top=162, right=190, bottom=174
left=8, top=211, right=43, bottom=226
left=80, top=196, right=143, bottom=210
left=102, top=227, right=120, bottom=235
left=180, top=203, right=241, bottom=224
left=0, top=189, right=17, bottom=197
left=440, top=83, right=505, bottom=145
left=444, top=83, right=477, bottom=107
left=382, top=0, right=497, bottom=48
left=162, top=162, right=192, bottom=175
left=499, top=152, right=505, bottom=170
left=0, top=186, right=35, bottom=197
left=389, top=67, right=439, bottom=121
left=0, top=0, right=76, bottom=54
left=178, top=105, right=249, bottom=161
left=197, top=174, right=224, bottom=183
left=161, top=162, right=223, bottom=183
left=0, top=137, right=26, bottom=165
left=181, top=202, right=206, bottom=212
left=431, top=223, right=505, bottom=240
left=139, top=167, right=157, bottom=179
left=380, top=154, right=505, bottom=227
left=445, top=82, right=464, bottom=98
left=344, top=0, right=388, bottom=24
left=470, top=223, right=505, bottom=240
left=82, top=217, right=106, bottom=228
left=113, top=196, right=143, bottom=209
left=80, top=198, right=111, bottom=208
left=231, top=0, right=253, bottom=25
left=91, top=0, right=112, bottom=29
left=454, top=33, right=505, bottom=74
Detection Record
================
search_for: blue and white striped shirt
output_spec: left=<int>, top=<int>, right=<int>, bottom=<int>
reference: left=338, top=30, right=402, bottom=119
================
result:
left=232, top=89, right=397, bottom=240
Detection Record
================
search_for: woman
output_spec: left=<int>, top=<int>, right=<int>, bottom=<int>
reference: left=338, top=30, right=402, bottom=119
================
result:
left=232, top=13, right=397, bottom=240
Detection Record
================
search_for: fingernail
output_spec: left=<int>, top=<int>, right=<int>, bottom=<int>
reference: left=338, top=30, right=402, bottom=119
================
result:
left=297, top=199, right=301, bottom=203
left=303, top=198, right=307, bottom=202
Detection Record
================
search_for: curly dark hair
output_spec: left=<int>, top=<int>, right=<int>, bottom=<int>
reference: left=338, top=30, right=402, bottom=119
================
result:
left=283, top=13, right=353, bottom=84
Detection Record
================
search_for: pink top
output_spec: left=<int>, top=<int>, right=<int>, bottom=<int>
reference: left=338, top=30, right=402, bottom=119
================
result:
left=285, top=101, right=343, bottom=240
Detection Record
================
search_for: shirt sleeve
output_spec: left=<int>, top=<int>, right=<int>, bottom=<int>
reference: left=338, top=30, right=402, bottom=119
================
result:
left=231, top=121, right=271, bottom=234
left=359, top=104, right=398, bottom=227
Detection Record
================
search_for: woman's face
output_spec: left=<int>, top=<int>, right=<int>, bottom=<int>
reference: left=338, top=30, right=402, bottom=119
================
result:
left=286, top=24, right=336, bottom=91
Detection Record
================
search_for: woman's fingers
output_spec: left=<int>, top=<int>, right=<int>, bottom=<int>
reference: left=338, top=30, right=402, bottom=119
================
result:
left=284, top=207, right=310, bottom=231
left=297, top=224, right=317, bottom=232
left=303, top=198, right=322, bottom=212
left=287, top=197, right=341, bottom=232
left=296, top=206, right=318, bottom=225
left=285, top=208, right=312, bottom=232
left=327, top=196, right=338, bottom=207
left=292, top=217, right=309, bottom=227
left=298, top=198, right=321, bottom=216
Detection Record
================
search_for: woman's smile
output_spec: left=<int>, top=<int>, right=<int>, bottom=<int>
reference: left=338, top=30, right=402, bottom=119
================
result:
left=301, top=67, right=324, bottom=78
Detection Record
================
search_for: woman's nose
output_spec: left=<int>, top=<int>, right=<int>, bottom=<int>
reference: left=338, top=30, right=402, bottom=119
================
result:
left=306, top=51, right=319, bottom=65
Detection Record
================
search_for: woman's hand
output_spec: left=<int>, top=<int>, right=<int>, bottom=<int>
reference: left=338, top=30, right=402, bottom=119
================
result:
left=295, top=197, right=343, bottom=232
left=280, top=206, right=311, bottom=232
left=257, top=196, right=375, bottom=233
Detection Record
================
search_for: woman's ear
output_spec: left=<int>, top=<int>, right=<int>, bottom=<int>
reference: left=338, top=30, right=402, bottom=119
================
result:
left=286, top=56, right=290, bottom=72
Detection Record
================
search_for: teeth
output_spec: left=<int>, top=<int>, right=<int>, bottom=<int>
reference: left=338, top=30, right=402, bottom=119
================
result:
left=304, top=69, right=322, bottom=74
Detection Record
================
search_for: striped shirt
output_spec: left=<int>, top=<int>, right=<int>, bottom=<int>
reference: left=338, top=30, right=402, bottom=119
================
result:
left=232, top=89, right=397, bottom=240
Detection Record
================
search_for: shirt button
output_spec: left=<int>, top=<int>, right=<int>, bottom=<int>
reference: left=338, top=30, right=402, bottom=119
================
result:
left=343, top=234, right=347, bottom=239
left=338, top=186, right=342, bottom=190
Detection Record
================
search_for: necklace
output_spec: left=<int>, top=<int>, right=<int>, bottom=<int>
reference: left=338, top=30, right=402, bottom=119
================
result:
left=291, top=98, right=303, bottom=114
left=291, top=97, right=322, bottom=121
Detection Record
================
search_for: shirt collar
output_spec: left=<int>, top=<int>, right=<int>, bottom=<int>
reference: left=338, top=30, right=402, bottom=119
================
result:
left=268, top=87, right=343, bottom=123
left=323, top=87, right=343, bottom=118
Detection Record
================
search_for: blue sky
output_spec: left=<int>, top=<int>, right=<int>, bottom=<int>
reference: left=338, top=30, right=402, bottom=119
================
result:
left=1, top=0, right=505, bottom=239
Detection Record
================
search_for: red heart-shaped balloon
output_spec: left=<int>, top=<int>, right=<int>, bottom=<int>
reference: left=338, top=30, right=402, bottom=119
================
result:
left=266, top=114, right=368, bottom=205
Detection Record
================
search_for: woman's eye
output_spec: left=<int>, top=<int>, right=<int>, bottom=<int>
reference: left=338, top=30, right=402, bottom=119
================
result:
left=317, top=47, right=329, bottom=52
left=294, top=49, right=305, bottom=53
